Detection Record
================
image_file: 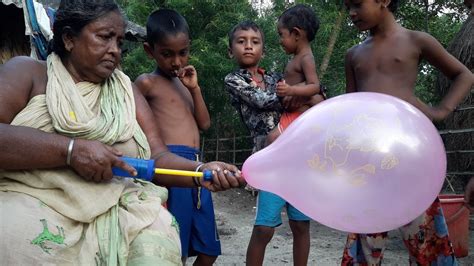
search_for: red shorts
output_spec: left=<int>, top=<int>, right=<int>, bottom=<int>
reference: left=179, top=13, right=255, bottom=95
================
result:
left=277, top=111, right=303, bottom=133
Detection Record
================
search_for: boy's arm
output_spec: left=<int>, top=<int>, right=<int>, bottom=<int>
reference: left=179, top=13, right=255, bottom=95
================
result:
left=416, top=31, right=474, bottom=121
left=178, top=66, right=210, bottom=130
left=277, top=55, right=320, bottom=97
left=224, top=73, right=282, bottom=110
left=134, top=74, right=151, bottom=97
left=345, top=48, right=357, bottom=93
left=189, top=86, right=211, bottom=131
left=133, top=84, right=242, bottom=190
left=132, top=83, right=201, bottom=182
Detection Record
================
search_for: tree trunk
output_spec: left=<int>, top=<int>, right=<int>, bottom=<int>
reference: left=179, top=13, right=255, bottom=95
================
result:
left=319, top=6, right=344, bottom=80
left=437, top=15, right=474, bottom=98
left=423, top=0, right=429, bottom=32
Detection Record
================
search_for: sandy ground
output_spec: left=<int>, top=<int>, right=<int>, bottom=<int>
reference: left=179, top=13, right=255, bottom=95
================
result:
left=196, top=188, right=474, bottom=265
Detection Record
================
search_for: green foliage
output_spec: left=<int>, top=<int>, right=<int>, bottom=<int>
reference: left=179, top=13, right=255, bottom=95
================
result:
left=118, top=0, right=466, bottom=139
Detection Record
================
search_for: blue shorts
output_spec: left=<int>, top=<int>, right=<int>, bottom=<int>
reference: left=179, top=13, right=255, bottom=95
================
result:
left=166, top=145, right=221, bottom=257
left=255, top=190, right=310, bottom=227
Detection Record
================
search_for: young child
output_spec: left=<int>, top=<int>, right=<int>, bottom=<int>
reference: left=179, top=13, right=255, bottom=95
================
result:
left=135, top=9, right=221, bottom=265
left=265, top=4, right=325, bottom=146
left=224, top=20, right=311, bottom=266
left=341, top=0, right=474, bottom=265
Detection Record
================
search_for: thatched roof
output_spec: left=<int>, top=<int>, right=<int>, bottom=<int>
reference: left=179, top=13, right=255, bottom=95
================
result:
left=0, top=1, right=30, bottom=63
left=125, top=21, right=146, bottom=42
left=1, top=0, right=147, bottom=42
left=1, top=0, right=146, bottom=63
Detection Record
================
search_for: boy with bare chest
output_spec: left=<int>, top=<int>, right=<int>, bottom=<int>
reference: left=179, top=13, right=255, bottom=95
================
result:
left=342, top=0, right=474, bottom=265
left=139, top=70, right=205, bottom=148
left=135, top=9, right=223, bottom=266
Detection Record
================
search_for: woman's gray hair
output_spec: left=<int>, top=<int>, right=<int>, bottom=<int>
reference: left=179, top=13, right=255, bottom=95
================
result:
left=51, top=0, right=123, bottom=57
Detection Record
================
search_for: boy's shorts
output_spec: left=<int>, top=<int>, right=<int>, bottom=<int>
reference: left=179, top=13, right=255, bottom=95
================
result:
left=277, top=111, right=303, bottom=133
left=166, top=145, right=221, bottom=257
left=255, top=190, right=310, bottom=227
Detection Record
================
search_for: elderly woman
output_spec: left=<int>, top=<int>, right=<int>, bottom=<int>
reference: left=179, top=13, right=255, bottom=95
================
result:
left=0, top=0, right=242, bottom=264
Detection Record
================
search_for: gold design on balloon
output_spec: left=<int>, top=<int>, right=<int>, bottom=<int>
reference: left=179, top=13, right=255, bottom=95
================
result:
left=348, top=164, right=376, bottom=186
left=307, top=114, right=401, bottom=187
left=381, top=154, right=399, bottom=170
left=350, top=174, right=367, bottom=186
left=307, top=154, right=327, bottom=172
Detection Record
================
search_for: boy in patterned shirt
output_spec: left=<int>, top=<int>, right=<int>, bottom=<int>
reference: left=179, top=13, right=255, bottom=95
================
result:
left=225, top=20, right=315, bottom=266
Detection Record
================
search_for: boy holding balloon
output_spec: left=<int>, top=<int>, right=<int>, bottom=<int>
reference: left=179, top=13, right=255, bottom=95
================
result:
left=225, top=20, right=314, bottom=266
left=342, top=0, right=474, bottom=265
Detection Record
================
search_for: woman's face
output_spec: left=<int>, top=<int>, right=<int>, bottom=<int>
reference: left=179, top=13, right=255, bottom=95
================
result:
left=64, top=10, right=125, bottom=83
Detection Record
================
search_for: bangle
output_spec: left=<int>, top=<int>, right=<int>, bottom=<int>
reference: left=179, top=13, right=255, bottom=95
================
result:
left=195, top=163, right=204, bottom=172
left=193, top=176, right=201, bottom=187
left=66, top=138, right=75, bottom=166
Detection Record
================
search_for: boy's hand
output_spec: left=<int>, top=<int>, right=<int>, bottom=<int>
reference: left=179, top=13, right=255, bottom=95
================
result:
left=409, top=97, right=446, bottom=122
left=178, top=65, right=199, bottom=92
left=199, top=161, right=244, bottom=192
left=429, top=106, right=453, bottom=122
left=276, top=80, right=293, bottom=96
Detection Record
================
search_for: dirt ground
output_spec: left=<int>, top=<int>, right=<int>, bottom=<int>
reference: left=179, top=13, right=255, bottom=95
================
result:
left=200, top=188, right=474, bottom=265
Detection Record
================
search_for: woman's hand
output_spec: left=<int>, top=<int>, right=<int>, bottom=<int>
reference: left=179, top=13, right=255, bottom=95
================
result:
left=68, top=139, right=137, bottom=183
left=199, top=161, right=244, bottom=192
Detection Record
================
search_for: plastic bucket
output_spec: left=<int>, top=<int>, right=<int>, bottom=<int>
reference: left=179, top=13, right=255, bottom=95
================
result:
left=439, top=194, right=470, bottom=258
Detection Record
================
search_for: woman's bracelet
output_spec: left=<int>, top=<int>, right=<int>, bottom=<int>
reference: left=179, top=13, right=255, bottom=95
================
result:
left=66, top=138, right=75, bottom=166
left=193, top=176, right=201, bottom=187
left=195, top=162, right=204, bottom=172
left=193, top=163, right=205, bottom=187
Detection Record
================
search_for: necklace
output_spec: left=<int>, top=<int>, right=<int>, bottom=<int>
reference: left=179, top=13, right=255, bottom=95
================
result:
left=251, top=75, right=264, bottom=85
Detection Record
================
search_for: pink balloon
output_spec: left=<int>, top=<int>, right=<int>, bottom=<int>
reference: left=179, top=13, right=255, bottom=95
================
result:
left=242, top=92, right=446, bottom=233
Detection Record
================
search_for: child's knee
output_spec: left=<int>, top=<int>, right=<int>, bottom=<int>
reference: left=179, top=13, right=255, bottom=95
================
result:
left=253, top=225, right=275, bottom=240
left=289, top=220, right=310, bottom=235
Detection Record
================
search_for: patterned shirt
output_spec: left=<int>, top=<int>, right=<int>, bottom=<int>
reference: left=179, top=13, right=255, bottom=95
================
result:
left=224, top=68, right=283, bottom=150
